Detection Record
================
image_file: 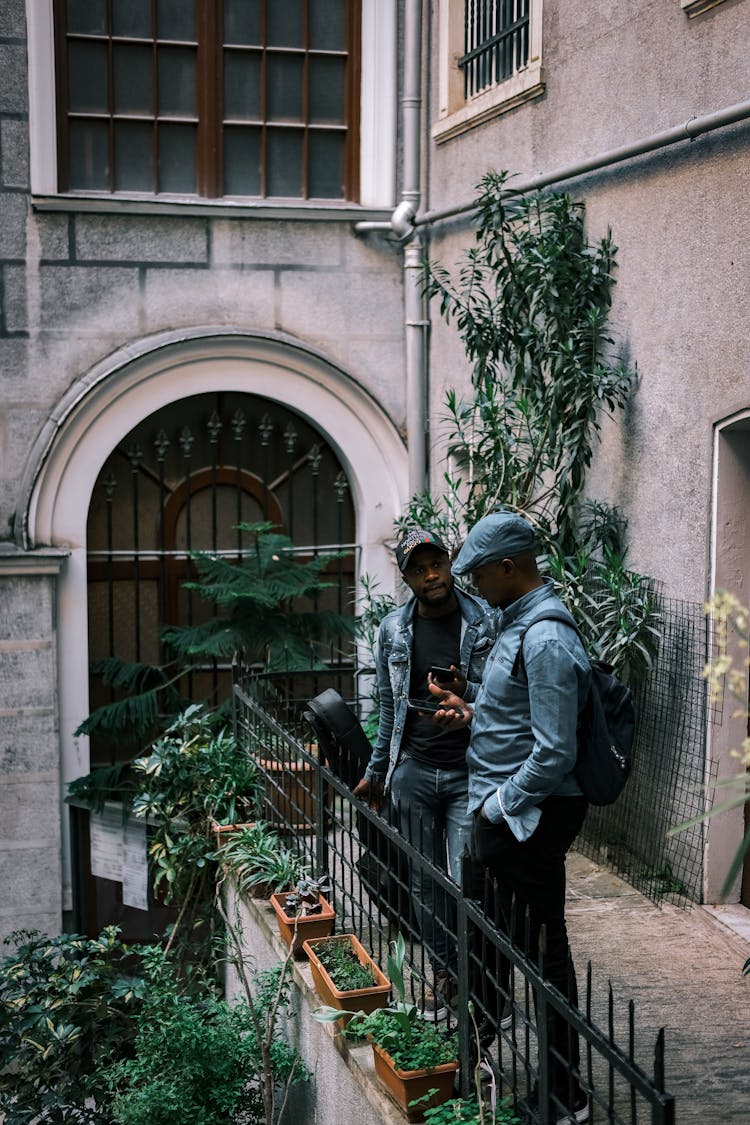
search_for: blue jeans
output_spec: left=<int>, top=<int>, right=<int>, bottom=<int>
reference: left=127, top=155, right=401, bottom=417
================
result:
left=389, top=755, right=472, bottom=973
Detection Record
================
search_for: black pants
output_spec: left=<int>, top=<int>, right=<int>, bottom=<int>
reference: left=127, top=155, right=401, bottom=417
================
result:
left=472, top=795, right=588, bottom=1098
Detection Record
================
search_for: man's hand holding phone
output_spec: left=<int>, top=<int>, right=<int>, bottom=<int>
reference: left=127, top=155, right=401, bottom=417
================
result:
left=427, top=664, right=467, bottom=696
left=423, top=681, right=473, bottom=730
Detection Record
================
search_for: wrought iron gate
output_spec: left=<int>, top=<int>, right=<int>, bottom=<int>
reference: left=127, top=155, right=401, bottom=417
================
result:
left=85, top=390, right=357, bottom=766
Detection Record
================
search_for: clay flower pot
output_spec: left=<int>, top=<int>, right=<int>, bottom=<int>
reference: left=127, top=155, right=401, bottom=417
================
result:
left=270, top=890, right=335, bottom=958
left=371, top=1042, right=459, bottom=1122
left=302, top=934, right=391, bottom=1025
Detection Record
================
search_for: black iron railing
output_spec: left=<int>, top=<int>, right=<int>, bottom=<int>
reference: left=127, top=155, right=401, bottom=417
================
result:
left=233, top=672, right=676, bottom=1125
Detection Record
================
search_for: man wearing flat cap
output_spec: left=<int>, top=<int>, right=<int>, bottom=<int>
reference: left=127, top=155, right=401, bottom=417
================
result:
left=432, top=510, right=591, bottom=1124
left=354, top=527, right=496, bottom=1018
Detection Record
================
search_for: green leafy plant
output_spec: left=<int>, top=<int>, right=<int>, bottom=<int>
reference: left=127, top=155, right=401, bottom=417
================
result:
left=386, top=172, right=661, bottom=684
left=313, top=933, right=457, bottom=1070
left=281, top=874, right=331, bottom=918
left=105, top=945, right=308, bottom=1125
left=0, top=926, right=150, bottom=1125
left=216, top=821, right=310, bottom=897
left=77, top=521, right=356, bottom=745
left=312, top=936, right=378, bottom=992
left=413, top=1094, right=520, bottom=1124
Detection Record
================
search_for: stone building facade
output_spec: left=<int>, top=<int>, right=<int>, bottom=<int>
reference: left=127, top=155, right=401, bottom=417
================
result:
left=0, top=0, right=748, bottom=941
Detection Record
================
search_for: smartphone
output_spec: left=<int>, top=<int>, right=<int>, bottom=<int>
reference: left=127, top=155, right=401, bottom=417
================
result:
left=406, top=698, right=444, bottom=714
left=430, top=665, right=455, bottom=683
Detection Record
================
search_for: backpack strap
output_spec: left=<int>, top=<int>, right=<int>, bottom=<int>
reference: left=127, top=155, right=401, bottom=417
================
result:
left=510, top=609, right=584, bottom=679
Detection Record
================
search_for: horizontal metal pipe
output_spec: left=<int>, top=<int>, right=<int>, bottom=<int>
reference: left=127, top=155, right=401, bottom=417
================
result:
left=417, top=96, right=750, bottom=227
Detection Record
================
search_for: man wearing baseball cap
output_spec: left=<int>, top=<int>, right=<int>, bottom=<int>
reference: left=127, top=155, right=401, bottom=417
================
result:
left=433, top=510, right=591, bottom=1124
left=354, top=527, right=496, bottom=1018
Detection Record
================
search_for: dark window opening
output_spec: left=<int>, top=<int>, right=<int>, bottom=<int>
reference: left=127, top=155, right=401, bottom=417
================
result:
left=54, top=0, right=361, bottom=201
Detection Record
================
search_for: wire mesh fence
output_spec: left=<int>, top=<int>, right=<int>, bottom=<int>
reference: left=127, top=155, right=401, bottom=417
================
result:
left=577, top=593, right=713, bottom=905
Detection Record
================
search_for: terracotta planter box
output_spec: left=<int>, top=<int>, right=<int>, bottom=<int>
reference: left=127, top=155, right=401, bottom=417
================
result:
left=372, top=1042, right=459, bottom=1122
left=302, top=934, right=391, bottom=1024
left=259, top=748, right=330, bottom=833
left=270, top=890, right=335, bottom=957
left=210, top=819, right=257, bottom=841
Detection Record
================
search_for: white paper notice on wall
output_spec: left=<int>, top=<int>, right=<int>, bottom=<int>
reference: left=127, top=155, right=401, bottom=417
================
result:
left=122, top=818, right=149, bottom=911
left=89, top=801, right=124, bottom=882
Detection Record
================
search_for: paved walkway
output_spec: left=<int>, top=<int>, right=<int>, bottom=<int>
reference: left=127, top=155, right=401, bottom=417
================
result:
left=565, top=851, right=750, bottom=1123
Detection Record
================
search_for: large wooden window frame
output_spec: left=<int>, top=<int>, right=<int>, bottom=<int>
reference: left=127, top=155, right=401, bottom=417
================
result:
left=52, top=0, right=361, bottom=201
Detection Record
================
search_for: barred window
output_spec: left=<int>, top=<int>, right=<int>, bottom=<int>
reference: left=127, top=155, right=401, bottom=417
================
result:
left=53, top=0, right=361, bottom=201
left=433, top=0, right=543, bottom=144
left=459, top=0, right=530, bottom=99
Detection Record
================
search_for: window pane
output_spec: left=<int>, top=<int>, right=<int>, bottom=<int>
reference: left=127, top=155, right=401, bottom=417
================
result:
left=224, top=0, right=260, bottom=45
left=157, top=123, right=196, bottom=192
left=114, top=121, right=153, bottom=190
left=112, top=0, right=152, bottom=39
left=158, top=47, right=196, bottom=115
left=309, top=0, right=345, bottom=50
left=266, top=55, right=303, bottom=121
left=69, top=120, right=110, bottom=189
left=67, top=0, right=107, bottom=36
left=267, top=1, right=302, bottom=47
left=114, top=45, right=153, bottom=114
left=266, top=128, right=302, bottom=196
left=68, top=42, right=108, bottom=112
left=309, top=56, right=345, bottom=124
left=224, top=126, right=261, bottom=195
left=224, top=50, right=260, bottom=119
left=308, top=130, right=344, bottom=198
left=157, top=0, right=194, bottom=41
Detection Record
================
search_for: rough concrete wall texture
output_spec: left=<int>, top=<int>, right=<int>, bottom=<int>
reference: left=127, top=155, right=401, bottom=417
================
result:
left=424, top=0, right=750, bottom=601
left=0, top=565, right=62, bottom=939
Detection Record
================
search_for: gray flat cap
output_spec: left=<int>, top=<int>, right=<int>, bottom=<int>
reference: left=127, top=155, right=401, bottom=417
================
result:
left=452, top=512, right=537, bottom=575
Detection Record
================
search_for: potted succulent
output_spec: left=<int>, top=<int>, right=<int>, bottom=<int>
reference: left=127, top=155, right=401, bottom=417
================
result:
left=314, top=934, right=458, bottom=1122
left=270, top=874, right=335, bottom=957
left=302, top=933, right=391, bottom=1024
left=216, top=821, right=310, bottom=899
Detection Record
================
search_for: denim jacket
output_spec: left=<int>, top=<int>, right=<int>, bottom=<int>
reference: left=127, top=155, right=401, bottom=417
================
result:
left=467, top=581, right=591, bottom=822
left=365, top=587, right=498, bottom=789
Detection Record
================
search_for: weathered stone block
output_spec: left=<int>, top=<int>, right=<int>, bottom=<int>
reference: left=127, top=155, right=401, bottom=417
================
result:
left=3, top=263, right=27, bottom=331
left=0, top=192, right=28, bottom=259
left=1, top=119, right=29, bottom=189
left=279, top=269, right=403, bottom=343
left=39, top=265, right=140, bottom=334
left=0, top=708, right=58, bottom=775
left=0, top=779, right=61, bottom=844
left=74, top=214, right=209, bottom=264
left=0, top=0, right=26, bottom=38
left=142, top=266, right=276, bottom=329
left=0, top=846, right=61, bottom=914
left=0, top=45, right=27, bottom=114
left=0, top=576, right=53, bottom=640
left=212, top=220, right=344, bottom=268
left=35, top=213, right=71, bottom=261
left=0, top=645, right=56, bottom=710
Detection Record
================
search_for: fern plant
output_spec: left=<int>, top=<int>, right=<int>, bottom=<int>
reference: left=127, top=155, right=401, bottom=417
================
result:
left=77, top=521, right=356, bottom=745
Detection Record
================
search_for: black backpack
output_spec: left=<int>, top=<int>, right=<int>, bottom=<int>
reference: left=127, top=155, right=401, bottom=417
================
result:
left=511, top=610, right=636, bottom=806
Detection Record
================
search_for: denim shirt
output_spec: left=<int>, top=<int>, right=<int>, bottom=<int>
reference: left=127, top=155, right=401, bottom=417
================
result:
left=365, top=587, right=498, bottom=789
left=467, top=581, right=591, bottom=821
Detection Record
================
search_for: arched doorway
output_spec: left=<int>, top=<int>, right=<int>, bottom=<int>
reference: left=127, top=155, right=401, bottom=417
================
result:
left=20, top=327, right=408, bottom=916
left=86, top=391, right=357, bottom=767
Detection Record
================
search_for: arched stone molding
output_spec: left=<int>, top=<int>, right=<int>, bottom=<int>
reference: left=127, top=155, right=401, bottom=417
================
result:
left=20, top=327, right=409, bottom=914
left=707, top=407, right=750, bottom=906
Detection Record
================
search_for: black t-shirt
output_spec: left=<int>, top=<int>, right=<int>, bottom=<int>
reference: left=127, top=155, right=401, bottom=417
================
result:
left=404, top=606, right=470, bottom=770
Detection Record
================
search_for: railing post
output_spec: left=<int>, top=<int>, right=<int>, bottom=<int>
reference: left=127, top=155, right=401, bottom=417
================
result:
left=455, top=883, right=471, bottom=1098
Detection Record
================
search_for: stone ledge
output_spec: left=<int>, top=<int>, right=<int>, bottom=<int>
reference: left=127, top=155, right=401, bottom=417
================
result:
left=225, top=886, right=422, bottom=1125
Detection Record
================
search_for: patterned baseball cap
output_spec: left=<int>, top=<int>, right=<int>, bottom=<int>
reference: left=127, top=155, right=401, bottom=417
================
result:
left=394, top=528, right=449, bottom=572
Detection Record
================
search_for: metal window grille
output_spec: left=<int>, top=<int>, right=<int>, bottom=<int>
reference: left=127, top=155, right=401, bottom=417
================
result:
left=459, top=0, right=531, bottom=98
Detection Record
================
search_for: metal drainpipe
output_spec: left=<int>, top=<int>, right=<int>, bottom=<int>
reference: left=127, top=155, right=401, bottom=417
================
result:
left=400, top=0, right=426, bottom=497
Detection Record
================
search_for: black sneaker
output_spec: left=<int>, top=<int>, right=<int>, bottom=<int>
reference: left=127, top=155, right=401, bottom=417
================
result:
left=555, top=1092, right=590, bottom=1125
